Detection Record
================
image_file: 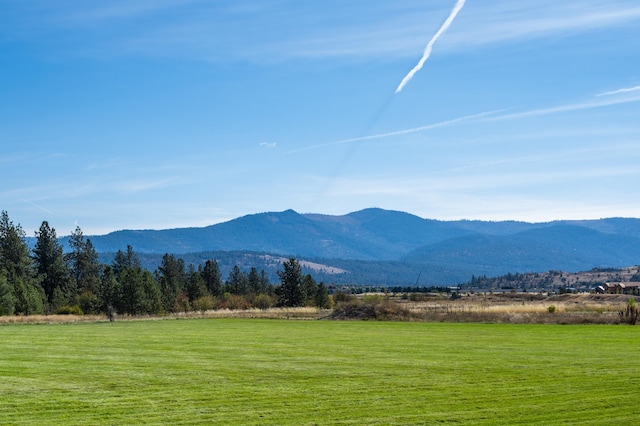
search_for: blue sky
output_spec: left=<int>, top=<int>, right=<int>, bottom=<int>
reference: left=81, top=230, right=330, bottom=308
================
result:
left=1, top=0, right=639, bottom=236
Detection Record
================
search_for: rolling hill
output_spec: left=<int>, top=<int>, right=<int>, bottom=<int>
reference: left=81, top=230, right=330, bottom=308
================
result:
left=52, top=208, right=640, bottom=285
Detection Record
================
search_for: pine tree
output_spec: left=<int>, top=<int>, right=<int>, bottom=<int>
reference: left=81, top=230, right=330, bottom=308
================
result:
left=0, top=211, right=44, bottom=314
left=276, top=258, right=304, bottom=307
left=247, top=267, right=261, bottom=294
left=65, top=226, right=100, bottom=296
left=202, top=259, right=222, bottom=297
left=156, top=253, right=186, bottom=312
left=259, top=269, right=272, bottom=295
left=225, top=265, right=247, bottom=295
left=33, top=221, right=70, bottom=309
left=99, top=266, right=120, bottom=316
left=0, top=271, right=15, bottom=315
left=185, top=264, right=206, bottom=302
left=314, top=282, right=331, bottom=309
left=301, top=274, right=317, bottom=305
left=112, top=245, right=140, bottom=278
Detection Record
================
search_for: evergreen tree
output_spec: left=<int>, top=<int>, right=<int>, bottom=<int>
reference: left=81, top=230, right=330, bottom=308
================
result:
left=314, top=281, right=331, bottom=309
left=156, top=253, right=186, bottom=312
left=65, top=226, right=100, bottom=296
left=112, top=245, right=140, bottom=278
left=0, top=211, right=44, bottom=314
left=99, top=266, right=120, bottom=315
left=259, top=269, right=272, bottom=295
left=276, top=258, right=304, bottom=307
left=118, top=266, right=146, bottom=315
left=140, top=269, right=161, bottom=314
left=33, top=221, right=70, bottom=309
left=301, top=274, right=317, bottom=305
left=0, top=271, right=15, bottom=315
left=202, top=259, right=222, bottom=297
left=247, top=267, right=261, bottom=294
left=185, top=264, right=206, bottom=302
left=225, top=265, right=247, bottom=295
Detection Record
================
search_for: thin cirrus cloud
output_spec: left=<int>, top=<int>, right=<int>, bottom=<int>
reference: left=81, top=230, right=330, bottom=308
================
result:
left=6, top=1, right=639, bottom=63
left=285, top=86, right=640, bottom=154
left=283, top=110, right=503, bottom=155
left=595, top=85, right=640, bottom=97
left=442, top=1, right=640, bottom=49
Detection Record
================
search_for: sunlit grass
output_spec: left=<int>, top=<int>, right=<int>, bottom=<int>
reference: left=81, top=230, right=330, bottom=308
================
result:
left=1, top=319, right=638, bottom=425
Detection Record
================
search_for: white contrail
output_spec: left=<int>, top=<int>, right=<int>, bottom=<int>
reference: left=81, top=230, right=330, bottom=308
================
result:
left=395, top=0, right=466, bottom=94
left=283, top=109, right=500, bottom=155
left=595, top=85, right=640, bottom=97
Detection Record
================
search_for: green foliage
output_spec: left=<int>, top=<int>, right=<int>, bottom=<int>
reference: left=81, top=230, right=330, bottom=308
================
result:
left=112, top=245, right=140, bottom=276
left=202, top=259, right=223, bottom=297
left=301, top=274, right=317, bottom=305
left=548, top=305, right=557, bottom=313
left=0, top=271, right=15, bottom=315
left=0, top=211, right=44, bottom=314
left=225, top=265, right=247, bottom=295
left=77, top=291, right=101, bottom=315
left=64, top=227, right=101, bottom=296
left=252, top=293, right=275, bottom=310
left=33, top=221, right=71, bottom=310
left=185, top=264, right=206, bottom=302
left=275, top=258, right=304, bottom=307
left=156, top=253, right=186, bottom=313
left=223, top=294, right=251, bottom=310
left=54, top=305, right=83, bottom=315
left=314, top=282, right=332, bottom=309
left=191, top=295, right=217, bottom=312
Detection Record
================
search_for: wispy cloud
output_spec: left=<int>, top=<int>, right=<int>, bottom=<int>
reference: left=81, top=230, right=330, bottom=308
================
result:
left=263, top=1, right=640, bottom=61
left=484, top=90, right=640, bottom=122
left=285, top=86, right=640, bottom=154
left=443, top=1, right=640, bottom=51
left=7, top=1, right=639, bottom=63
left=260, top=142, right=277, bottom=148
left=284, top=110, right=502, bottom=154
left=22, top=199, right=55, bottom=215
left=596, top=85, right=640, bottom=97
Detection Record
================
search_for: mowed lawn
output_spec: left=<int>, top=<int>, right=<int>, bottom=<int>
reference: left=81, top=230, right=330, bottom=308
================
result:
left=1, top=319, right=638, bottom=425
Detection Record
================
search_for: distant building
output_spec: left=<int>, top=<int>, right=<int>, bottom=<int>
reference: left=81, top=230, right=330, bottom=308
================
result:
left=597, top=282, right=640, bottom=295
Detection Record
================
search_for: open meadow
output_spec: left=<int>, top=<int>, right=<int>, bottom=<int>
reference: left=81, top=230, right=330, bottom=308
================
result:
left=1, top=318, right=639, bottom=425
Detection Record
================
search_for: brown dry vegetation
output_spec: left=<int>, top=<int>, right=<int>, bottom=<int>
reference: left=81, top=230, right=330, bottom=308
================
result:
left=330, top=292, right=634, bottom=324
left=0, top=307, right=327, bottom=325
left=1, top=293, right=635, bottom=325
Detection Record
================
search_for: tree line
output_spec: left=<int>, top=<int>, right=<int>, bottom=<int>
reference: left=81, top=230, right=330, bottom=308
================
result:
left=0, top=211, right=331, bottom=316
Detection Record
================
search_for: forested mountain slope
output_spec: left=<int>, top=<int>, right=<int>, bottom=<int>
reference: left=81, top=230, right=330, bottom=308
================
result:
left=47, top=208, right=640, bottom=285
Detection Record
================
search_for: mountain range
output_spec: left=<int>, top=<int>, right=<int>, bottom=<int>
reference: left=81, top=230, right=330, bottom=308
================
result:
left=51, top=208, right=640, bottom=286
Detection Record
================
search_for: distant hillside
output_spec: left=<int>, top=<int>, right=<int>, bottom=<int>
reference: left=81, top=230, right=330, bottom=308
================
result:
left=49, top=208, right=640, bottom=285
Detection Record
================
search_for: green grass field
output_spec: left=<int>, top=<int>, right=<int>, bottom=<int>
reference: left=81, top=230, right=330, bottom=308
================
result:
left=1, top=319, right=638, bottom=425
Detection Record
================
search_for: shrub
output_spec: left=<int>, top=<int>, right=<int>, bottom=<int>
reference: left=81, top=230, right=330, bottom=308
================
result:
left=363, top=294, right=383, bottom=305
left=192, top=295, right=216, bottom=313
left=333, top=290, right=353, bottom=303
left=223, top=294, right=251, bottom=310
left=253, top=294, right=275, bottom=310
left=332, top=300, right=376, bottom=320
left=78, top=291, right=100, bottom=315
left=619, top=297, right=639, bottom=325
left=176, top=292, right=190, bottom=313
left=55, top=305, right=84, bottom=316
left=547, top=305, right=557, bottom=313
